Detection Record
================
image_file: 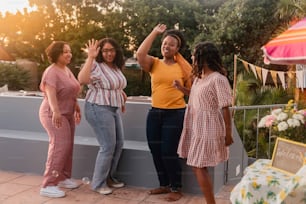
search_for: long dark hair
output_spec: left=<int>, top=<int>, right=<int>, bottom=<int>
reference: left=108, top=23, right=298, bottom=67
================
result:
left=96, top=38, right=125, bottom=70
left=192, top=41, right=227, bottom=78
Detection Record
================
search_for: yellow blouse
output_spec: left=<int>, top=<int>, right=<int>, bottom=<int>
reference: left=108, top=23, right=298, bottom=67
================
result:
left=150, top=58, right=186, bottom=109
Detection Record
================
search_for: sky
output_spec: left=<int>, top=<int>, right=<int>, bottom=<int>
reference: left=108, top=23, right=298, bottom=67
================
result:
left=0, top=0, right=34, bottom=15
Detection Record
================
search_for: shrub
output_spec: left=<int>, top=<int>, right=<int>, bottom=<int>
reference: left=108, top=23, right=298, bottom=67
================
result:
left=123, top=69, right=151, bottom=96
left=0, top=62, right=31, bottom=90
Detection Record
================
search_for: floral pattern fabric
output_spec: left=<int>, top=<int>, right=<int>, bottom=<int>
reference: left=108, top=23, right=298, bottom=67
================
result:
left=230, top=159, right=306, bottom=204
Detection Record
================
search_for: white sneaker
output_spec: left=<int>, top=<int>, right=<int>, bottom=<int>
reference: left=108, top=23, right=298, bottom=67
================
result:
left=96, top=186, right=113, bottom=195
left=58, top=178, right=79, bottom=189
left=40, top=186, right=65, bottom=198
left=107, top=178, right=125, bottom=188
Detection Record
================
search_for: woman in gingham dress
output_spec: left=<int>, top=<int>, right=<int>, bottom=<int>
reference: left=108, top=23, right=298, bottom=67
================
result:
left=177, top=42, right=233, bottom=204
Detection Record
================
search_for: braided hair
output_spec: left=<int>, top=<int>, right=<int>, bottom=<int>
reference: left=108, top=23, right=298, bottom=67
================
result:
left=192, top=42, right=227, bottom=78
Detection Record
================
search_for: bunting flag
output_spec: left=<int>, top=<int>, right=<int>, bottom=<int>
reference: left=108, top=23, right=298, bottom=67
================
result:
left=270, top=71, right=278, bottom=87
left=296, top=70, right=305, bottom=91
left=262, top=68, right=269, bottom=86
left=255, top=66, right=262, bottom=81
left=236, top=56, right=301, bottom=89
left=249, top=64, right=258, bottom=79
left=278, top=72, right=286, bottom=89
left=296, top=64, right=306, bottom=89
left=242, top=60, right=250, bottom=72
left=287, top=71, right=295, bottom=79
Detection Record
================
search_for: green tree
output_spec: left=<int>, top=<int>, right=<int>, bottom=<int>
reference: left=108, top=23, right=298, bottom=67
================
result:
left=121, top=0, right=200, bottom=59
left=194, top=0, right=288, bottom=81
left=275, top=0, right=306, bottom=21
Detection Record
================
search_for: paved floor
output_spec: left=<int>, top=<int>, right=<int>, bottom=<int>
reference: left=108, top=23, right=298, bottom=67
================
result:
left=0, top=170, right=233, bottom=204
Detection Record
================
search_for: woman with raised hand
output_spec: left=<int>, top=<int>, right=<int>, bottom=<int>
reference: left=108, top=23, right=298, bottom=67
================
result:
left=78, top=38, right=127, bottom=195
left=136, top=24, right=192, bottom=202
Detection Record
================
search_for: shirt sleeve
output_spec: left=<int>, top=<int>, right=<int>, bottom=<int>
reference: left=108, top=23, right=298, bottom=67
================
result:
left=215, top=75, right=232, bottom=108
left=90, top=62, right=103, bottom=83
left=40, top=68, right=58, bottom=92
left=150, top=57, right=160, bottom=74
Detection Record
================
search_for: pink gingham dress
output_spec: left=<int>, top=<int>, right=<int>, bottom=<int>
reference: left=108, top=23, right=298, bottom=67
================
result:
left=177, top=72, right=232, bottom=167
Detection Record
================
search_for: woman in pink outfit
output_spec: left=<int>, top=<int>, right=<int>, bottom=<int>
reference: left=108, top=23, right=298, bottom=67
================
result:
left=177, top=42, right=234, bottom=204
left=39, top=41, right=81, bottom=198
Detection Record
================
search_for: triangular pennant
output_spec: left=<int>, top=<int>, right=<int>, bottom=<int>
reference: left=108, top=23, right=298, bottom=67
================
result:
left=249, top=64, right=257, bottom=79
left=270, top=70, right=278, bottom=87
left=255, top=66, right=262, bottom=81
left=296, top=64, right=306, bottom=89
left=262, top=68, right=269, bottom=86
left=241, top=60, right=250, bottom=72
left=277, top=71, right=286, bottom=89
left=287, top=71, right=295, bottom=79
left=296, top=70, right=304, bottom=88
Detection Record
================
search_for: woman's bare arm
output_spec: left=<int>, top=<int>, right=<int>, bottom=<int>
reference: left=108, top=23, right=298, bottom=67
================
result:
left=136, top=24, right=166, bottom=72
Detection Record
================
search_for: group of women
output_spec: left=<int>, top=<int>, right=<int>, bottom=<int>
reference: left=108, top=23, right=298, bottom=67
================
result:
left=38, top=23, right=233, bottom=204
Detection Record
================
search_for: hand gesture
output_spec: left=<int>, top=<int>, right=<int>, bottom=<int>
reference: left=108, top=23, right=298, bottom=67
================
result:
left=85, top=39, right=100, bottom=59
left=153, top=24, right=167, bottom=35
left=173, top=80, right=183, bottom=89
left=74, top=103, right=81, bottom=125
left=121, top=91, right=127, bottom=113
left=225, top=133, right=234, bottom=146
left=52, top=111, right=62, bottom=129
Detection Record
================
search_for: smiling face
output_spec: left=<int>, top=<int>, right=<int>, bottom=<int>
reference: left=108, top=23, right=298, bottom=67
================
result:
left=56, top=44, right=72, bottom=65
left=101, top=42, right=116, bottom=65
left=161, top=36, right=180, bottom=59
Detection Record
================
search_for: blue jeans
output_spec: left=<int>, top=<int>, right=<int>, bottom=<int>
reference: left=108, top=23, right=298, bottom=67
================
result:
left=146, top=107, right=185, bottom=190
left=85, top=102, right=124, bottom=190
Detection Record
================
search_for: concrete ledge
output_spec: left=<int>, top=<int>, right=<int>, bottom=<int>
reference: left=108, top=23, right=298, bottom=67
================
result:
left=0, top=129, right=149, bottom=151
left=0, top=130, right=201, bottom=194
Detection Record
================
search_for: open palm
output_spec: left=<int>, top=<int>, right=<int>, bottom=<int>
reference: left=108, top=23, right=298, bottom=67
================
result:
left=153, top=24, right=167, bottom=34
left=85, top=39, right=100, bottom=59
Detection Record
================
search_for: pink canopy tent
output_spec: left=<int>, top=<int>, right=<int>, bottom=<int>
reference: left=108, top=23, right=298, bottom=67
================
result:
left=262, top=17, right=306, bottom=65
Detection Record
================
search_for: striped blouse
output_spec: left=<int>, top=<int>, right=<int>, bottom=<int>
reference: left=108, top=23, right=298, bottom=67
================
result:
left=85, top=62, right=127, bottom=108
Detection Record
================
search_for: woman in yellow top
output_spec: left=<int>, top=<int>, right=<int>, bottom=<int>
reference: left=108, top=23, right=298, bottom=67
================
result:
left=136, top=24, right=192, bottom=202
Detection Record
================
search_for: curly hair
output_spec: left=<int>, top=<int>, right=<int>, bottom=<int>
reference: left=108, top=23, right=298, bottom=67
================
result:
left=192, top=42, right=227, bottom=78
left=96, top=38, right=125, bottom=70
left=45, top=41, right=68, bottom=63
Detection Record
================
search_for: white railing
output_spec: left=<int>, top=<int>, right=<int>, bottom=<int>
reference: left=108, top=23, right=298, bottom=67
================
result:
left=231, top=104, right=289, bottom=159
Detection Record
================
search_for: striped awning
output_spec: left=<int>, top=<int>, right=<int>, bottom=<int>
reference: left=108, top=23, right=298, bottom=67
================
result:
left=262, top=18, right=306, bottom=65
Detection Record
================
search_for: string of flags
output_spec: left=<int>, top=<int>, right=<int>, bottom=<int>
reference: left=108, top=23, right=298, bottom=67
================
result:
left=237, top=57, right=306, bottom=90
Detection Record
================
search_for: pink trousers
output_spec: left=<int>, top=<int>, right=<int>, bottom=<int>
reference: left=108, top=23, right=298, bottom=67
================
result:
left=39, top=114, right=75, bottom=187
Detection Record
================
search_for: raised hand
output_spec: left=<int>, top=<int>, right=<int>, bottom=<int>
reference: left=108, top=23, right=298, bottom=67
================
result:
left=85, top=39, right=100, bottom=59
left=153, top=24, right=167, bottom=35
